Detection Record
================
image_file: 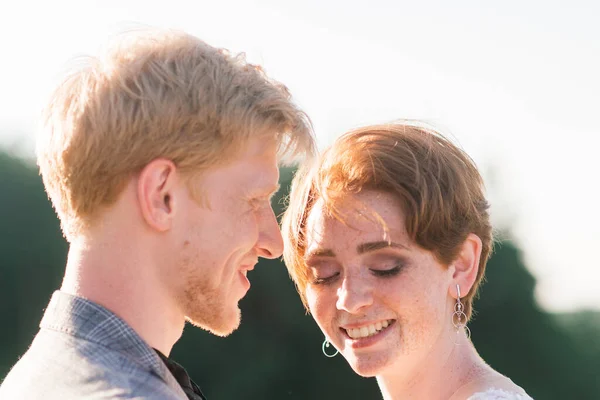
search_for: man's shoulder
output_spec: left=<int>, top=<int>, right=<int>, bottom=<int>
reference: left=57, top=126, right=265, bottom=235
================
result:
left=0, top=329, right=181, bottom=400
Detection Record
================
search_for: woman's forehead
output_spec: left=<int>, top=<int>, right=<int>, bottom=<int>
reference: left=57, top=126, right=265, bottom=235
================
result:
left=304, top=192, right=410, bottom=250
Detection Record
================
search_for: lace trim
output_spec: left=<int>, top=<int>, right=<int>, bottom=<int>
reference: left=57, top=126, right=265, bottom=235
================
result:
left=468, top=387, right=533, bottom=400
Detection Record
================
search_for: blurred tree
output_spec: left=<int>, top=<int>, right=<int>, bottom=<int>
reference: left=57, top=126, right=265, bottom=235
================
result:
left=470, top=241, right=597, bottom=399
left=0, top=151, right=67, bottom=376
left=554, top=310, right=600, bottom=395
left=1, top=155, right=598, bottom=399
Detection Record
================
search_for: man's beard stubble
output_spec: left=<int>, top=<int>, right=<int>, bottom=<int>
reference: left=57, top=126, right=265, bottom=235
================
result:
left=179, top=267, right=241, bottom=337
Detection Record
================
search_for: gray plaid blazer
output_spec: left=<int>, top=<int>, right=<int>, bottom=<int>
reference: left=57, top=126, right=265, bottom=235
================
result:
left=0, top=291, right=188, bottom=399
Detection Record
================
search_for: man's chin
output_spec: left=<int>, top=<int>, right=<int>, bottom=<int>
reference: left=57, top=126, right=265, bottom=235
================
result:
left=185, top=307, right=241, bottom=337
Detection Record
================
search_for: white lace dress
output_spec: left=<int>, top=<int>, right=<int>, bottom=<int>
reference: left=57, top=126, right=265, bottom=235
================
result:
left=468, top=388, right=534, bottom=399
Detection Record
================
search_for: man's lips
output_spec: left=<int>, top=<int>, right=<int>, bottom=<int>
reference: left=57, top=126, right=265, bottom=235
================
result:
left=240, top=262, right=257, bottom=272
left=238, top=263, right=256, bottom=292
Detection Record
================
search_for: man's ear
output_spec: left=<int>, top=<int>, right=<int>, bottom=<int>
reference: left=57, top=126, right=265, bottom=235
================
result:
left=450, top=233, right=482, bottom=298
left=137, top=159, right=178, bottom=232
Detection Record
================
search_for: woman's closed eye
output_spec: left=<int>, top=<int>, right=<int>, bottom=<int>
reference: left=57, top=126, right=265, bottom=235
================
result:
left=370, top=264, right=403, bottom=277
left=310, top=263, right=404, bottom=285
left=308, top=263, right=340, bottom=285
left=368, top=256, right=407, bottom=277
left=312, top=272, right=340, bottom=285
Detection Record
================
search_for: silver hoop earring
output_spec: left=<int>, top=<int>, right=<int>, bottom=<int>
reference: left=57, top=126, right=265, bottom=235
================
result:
left=452, top=284, right=471, bottom=344
left=322, top=338, right=339, bottom=358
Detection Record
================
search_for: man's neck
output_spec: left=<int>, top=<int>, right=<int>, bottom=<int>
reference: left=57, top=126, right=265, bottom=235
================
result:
left=61, top=236, right=185, bottom=356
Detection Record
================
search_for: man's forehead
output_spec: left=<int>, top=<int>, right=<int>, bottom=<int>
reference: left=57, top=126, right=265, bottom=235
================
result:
left=243, top=169, right=280, bottom=197
left=243, top=134, right=279, bottom=158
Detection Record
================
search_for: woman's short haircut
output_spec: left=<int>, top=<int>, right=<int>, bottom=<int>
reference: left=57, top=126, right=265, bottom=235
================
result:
left=282, top=121, right=492, bottom=319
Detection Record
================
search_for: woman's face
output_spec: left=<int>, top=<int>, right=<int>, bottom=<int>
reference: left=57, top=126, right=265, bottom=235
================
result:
left=303, top=190, right=455, bottom=377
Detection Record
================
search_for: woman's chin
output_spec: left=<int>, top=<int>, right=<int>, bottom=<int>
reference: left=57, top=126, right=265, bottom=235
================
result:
left=352, top=367, right=379, bottom=378
left=345, top=354, right=391, bottom=378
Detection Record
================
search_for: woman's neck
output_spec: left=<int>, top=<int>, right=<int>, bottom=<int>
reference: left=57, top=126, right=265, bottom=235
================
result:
left=376, top=333, right=491, bottom=400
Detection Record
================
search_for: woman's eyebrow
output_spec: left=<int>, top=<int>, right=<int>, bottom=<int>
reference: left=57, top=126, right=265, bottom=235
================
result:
left=356, top=241, right=408, bottom=254
left=304, top=248, right=335, bottom=260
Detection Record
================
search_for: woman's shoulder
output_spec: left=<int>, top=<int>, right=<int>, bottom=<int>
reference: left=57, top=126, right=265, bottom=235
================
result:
left=452, top=367, right=533, bottom=400
left=467, top=387, right=533, bottom=400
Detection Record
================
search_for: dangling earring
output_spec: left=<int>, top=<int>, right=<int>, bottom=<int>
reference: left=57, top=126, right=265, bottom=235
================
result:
left=322, top=338, right=339, bottom=358
left=452, top=284, right=471, bottom=344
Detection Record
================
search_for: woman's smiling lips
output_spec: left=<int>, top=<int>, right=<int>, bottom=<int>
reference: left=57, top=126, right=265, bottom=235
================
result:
left=340, top=319, right=397, bottom=349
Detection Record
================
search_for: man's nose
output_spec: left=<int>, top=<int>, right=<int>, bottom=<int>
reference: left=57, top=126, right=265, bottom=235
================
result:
left=255, top=205, right=284, bottom=259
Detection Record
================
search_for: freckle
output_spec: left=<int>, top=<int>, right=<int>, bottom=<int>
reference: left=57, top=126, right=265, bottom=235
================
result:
left=183, top=240, right=190, bottom=247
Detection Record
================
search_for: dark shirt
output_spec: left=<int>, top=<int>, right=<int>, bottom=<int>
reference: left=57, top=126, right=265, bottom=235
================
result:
left=154, top=349, right=208, bottom=400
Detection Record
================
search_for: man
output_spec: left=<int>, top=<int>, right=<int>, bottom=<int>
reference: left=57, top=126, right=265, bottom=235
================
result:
left=0, top=29, right=314, bottom=399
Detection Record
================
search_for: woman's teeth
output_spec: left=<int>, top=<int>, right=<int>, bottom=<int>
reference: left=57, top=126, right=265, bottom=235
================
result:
left=346, top=320, right=393, bottom=339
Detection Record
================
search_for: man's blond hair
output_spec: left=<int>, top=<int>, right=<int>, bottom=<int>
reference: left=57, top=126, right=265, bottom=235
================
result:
left=37, top=29, right=314, bottom=241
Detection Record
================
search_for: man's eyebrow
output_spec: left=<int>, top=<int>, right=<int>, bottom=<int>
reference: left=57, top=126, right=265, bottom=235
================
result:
left=356, top=241, right=408, bottom=254
left=251, top=184, right=281, bottom=201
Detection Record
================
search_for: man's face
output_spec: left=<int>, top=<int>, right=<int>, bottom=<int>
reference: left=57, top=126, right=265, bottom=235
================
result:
left=169, top=136, right=283, bottom=336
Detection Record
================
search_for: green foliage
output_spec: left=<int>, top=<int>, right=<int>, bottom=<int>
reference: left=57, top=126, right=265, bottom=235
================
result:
left=1, top=153, right=598, bottom=398
left=470, top=242, right=598, bottom=399
left=0, top=152, right=67, bottom=376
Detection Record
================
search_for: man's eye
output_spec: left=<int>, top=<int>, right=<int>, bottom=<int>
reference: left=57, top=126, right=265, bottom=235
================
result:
left=249, top=199, right=265, bottom=210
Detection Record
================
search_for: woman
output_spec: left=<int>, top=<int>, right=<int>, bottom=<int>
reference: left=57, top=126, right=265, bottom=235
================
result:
left=282, top=122, right=533, bottom=399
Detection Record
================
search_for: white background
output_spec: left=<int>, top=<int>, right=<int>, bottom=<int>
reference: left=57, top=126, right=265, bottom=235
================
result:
left=1, top=0, right=598, bottom=311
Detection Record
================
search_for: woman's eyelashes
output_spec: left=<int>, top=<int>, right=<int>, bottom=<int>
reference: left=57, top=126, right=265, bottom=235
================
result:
left=310, top=262, right=405, bottom=285
left=312, top=272, right=340, bottom=285
left=370, top=264, right=403, bottom=277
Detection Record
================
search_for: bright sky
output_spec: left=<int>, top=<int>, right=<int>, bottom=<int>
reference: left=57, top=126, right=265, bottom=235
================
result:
left=1, top=0, right=598, bottom=312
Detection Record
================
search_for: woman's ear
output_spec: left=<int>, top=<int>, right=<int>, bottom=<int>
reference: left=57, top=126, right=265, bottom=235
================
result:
left=137, top=159, right=178, bottom=232
left=450, top=233, right=482, bottom=298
